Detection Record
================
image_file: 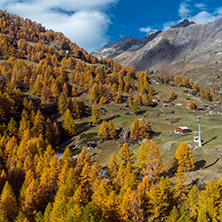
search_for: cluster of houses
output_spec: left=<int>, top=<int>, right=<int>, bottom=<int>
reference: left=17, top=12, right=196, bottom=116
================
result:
left=203, top=102, right=221, bottom=114
left=189, top=102, right=222, bottom=114
left=151, top=97, right=174, bottom=107
left=185, top=91, right=222, bottom=114
left=153, top=96, right=221, bottom=114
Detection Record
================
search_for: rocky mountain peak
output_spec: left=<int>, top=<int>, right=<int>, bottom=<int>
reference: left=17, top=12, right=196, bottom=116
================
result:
left=172, top=19, right=195, bottom=28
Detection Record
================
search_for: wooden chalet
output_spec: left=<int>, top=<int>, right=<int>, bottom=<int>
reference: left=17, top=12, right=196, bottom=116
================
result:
left=152, top=97, right=158, bottom=103
left=176, top=126, right=192, bottom=134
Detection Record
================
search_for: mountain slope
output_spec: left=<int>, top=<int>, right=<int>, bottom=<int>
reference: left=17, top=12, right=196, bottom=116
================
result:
left=95, top=18, right=222, bottom=88
left=94, top=30, right=162, bottom=59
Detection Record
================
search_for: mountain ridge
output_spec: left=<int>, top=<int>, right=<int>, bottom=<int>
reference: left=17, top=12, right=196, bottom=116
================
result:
left=94, top=18, right=222, bottom=91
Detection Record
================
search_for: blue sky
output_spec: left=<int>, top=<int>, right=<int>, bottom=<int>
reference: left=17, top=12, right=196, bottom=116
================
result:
left=0, top=0, right=222, bottom=52
left=107, top=0, right=222, bottom=42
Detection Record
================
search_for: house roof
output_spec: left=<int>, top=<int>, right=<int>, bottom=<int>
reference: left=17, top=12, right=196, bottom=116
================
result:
left=178, top=126, right=190, bottom=130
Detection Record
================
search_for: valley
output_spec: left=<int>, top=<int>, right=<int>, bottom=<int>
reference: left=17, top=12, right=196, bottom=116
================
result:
left=62, top=80, right=222, bottom=184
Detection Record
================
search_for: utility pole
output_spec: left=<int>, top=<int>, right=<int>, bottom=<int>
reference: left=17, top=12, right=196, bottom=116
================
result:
left=197, top=115, right=202, bottom=147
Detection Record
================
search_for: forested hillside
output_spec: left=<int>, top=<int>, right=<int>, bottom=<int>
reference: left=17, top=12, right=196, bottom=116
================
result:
left=0, top=10, right=222, bottom=222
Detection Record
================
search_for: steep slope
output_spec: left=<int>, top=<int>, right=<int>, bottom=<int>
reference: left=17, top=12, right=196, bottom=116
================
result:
left=94, top=30, right=162, bottom=59
left=95, top=18, right=222, bottom=87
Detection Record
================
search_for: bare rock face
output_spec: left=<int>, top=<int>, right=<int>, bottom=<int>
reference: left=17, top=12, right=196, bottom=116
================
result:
left=93, top=30, right=162, bottom=59
left=95, top=18, right=222, bottom=86
left=172, top=19, right=195, bottom=28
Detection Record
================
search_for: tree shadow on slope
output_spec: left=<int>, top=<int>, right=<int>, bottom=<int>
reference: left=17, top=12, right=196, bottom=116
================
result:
left=194, top=160, right=206, bottom=171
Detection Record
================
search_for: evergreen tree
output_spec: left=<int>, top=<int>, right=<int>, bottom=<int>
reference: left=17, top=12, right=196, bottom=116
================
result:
left=45, top=118, right=54, bottom=145
left=137, top=140, right=163, bottom=181
left=175, top=142, right=194, bottom=175
left=91, top=102, right=101, bottom=125
left=71, top=85, right=77, bottom=97
left=169, top=88, right=176, bottom=99
left=108, top=120, right=116, bottom=139
left=7, top=118, right=18, bottom=137
left=187, top=100, right=197, bottom=110
left=174, top=142, right=194, bottom=204
left=149, top=177, right=174, bottom=221
left=98, top=121, right=109, bottom=141
left=115, top=90, right=122, bottom=103
left=52, top=122, right=60, bottom=146
left=118, top=143, right=134, bottom=165
left=0, top=181, right=18, bottom=221
left=130, top=119, right=139, bottom=140
left=5, top=136, right=18, bottom=158
left=15, top=212, right=29, bottom=222
left=50, top=168, right=79, bottom=222
left=186, top=185, right=199, bottom=219
left=107, top=153, right=119, bottom=180
left=43, top=202, right=52, bottom=222
left=32, top=109, right=44, bottom=137
left=63, top=82, right=69, bottom=97
left=62, top=109, right=76, bottom=136
left=197, top=180, right=222, bottom=221
left=34, top=212, right=43, bottom=222
left=132, top=101, right=140, bottom=114
left=0, top=205, right=8, bottom=222
left=102, top=190, right=119, bottom=221
left=166, top=206, right=180, bottom=222
left=138, top=117, right=151, bottom=139
left=76, top=147, right=92, bottom=170
left=58, top=92, right=68, bottom=116
left=89, top=87, right=98, bottom=103
left=81, top=201, right=103, bottom=222
left=111, top=83, right=117, bottom=100
left=21, top=178, right=39, bottom=218
left=128, top=89, right=134, bottom=106
left=119, top=188, right=144, bottom=222
left=92, top=179, right=112, bottom=213
left=178, top=206, right=192, bottom=222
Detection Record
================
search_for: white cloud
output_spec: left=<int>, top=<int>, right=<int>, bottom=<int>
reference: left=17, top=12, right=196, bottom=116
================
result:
left=139, top=26, right=152, bottom=33
left=162, top=21, right=177, bottom=31
left=139, top=26, right=159, bottom=34
left=189, top=11, right=218, bottom=24
left=195, top=3, right=207, bottom=10
left=0, top=0, right=118, bottom=52
left=180, top=1, right=222, bottom=24
left=161, top=2, right=222, bottom=31
left=179, top=2, right=191, bottom=18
